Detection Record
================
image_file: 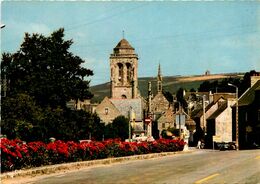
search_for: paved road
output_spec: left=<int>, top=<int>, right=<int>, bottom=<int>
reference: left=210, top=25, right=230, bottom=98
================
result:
left=4, top=149, right=260, bottom=184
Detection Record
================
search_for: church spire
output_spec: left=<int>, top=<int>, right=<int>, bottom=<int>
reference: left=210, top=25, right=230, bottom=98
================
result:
left=157, top=63, right=162, bottom=93
left=157, top=63, right=162, bottom=80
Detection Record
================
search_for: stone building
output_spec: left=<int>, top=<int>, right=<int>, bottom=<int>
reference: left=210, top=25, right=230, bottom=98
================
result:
left=191, top=92, right=236, bottom=145
left=207, top=98, right=236, bottom=143
left=233, top=79, right=260, bottom=149
left=147, top=64, right=173, bottom=138
left=110, top=39, right=138, bottom=99
left=95, top=38, right=145, bottom=135
left=192, top=93, right=236, bottom=131
left=95, top=38, right=178, bottom=138
left=95, top=97, right=121, bottom=125
left=157, top=106, right=175, bottom=135
left=151, top=64, right=170, bottom=115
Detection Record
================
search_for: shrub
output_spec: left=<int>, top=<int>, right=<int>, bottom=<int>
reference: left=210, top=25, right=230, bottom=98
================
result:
left=0, top=138, right=185, bottom=173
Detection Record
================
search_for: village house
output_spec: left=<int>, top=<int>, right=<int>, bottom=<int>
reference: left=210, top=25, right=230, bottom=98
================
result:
left=233, top=76, right=260, bottom=149
left=206, top=97, right=236, bottom=144
left=191, top=92, right=236, bottom=145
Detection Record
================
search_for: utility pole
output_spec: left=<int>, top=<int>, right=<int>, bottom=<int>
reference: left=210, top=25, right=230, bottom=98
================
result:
left=202, top=95, right=206, bottom=134
left=129, top=106, right=132, bottom=141
left=178, top=102, right=182, bottom=137
left=147, top=82, right=152, bottom=137
left=228, top=83, right=239, bottom=150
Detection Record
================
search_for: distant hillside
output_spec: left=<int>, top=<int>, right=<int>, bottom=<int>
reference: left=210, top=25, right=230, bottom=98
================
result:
left=90, top=73, right=243, bottom=102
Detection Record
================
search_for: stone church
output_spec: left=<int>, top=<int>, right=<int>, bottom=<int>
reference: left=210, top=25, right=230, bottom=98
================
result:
left=95, top=38, right=145, bottom=135
left=110, top=38, right=138, bottom=99
left=95, top=38, right=173, bottom=137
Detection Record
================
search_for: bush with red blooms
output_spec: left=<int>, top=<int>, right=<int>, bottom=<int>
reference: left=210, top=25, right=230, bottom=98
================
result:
left=0, top=138, right=185, bottom=173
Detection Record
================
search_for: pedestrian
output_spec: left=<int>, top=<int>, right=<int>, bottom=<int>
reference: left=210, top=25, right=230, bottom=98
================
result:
left=197, top=140, right=201, bottom=149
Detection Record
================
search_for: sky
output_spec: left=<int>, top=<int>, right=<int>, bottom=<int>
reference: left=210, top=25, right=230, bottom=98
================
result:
left=1, top=1, right=260, bottom=86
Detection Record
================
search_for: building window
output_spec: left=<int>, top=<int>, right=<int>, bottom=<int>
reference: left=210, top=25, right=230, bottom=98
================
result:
left=118, top=63, right=123, bottom=83
left=245, top=112, right=248, bottom=122
left=126, top=63, right=132, bottom=83
left=162, top=123, right=165, bottom=128
left=105, top=108, right=109, bottom=115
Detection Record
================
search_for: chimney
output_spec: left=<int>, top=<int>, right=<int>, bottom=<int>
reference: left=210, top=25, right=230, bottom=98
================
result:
left=227, top=98, right=236, bottom=108
left=209, top=91, right=213, bottom=104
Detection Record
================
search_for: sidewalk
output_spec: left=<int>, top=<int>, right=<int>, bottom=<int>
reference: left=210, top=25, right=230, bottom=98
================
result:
left=1, top=149, right=194, bottom=181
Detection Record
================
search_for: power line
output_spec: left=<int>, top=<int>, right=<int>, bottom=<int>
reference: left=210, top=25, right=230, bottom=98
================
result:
left=66, top=3, right=148, bottom=31
left=72, top=24, right=259, bottom=49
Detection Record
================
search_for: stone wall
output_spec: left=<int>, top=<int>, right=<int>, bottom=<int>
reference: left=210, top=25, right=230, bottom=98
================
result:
left=95, top=97, right=121, bottom=125
left=215, top=99, right=236, bottom=142
left=200, top=102, right=218, bottom=128
left=151, top=93, right=170, bottom=114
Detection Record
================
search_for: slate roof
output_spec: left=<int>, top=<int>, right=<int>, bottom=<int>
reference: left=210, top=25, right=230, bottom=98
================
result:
left=110, top=98, right=143, bottom=121
left=192, top=101, right=215, bottom=118
left=238, top=80, right=260, bottom=106
left=208, top=102, right=228, bottom=120
left=192, top=95, right=232, bottom=118
left=256, top=84, right=260, bottom=91
left=157, top=107, right=174, bottom=123
left=114, top=39, right=134, bottom=49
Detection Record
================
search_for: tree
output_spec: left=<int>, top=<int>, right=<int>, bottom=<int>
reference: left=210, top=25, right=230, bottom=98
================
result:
left=163, top=91, right=173, bottom=104
left=1, top=28, right=93, bottom=108
left=104, top=116, right=129, bottom=140
left=190, top=88, right=196, bottom=92
left=198, top=71, right=258, bottom=96
left=240, top=70, right=258, bottom=95
left=1, top=28, right=96, bottom=142
left=112, top=116, right=129, bottom=140
left=63, top=110, right=104, bottom=141
left=176, top=88, right=188, bottom=110
left=1, top=94, right=43, bottom=141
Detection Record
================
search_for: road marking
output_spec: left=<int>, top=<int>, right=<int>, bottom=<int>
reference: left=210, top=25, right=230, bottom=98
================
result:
left=194, top=173, right=220, bottom=184
left=255, top=156, right=260, bottom=160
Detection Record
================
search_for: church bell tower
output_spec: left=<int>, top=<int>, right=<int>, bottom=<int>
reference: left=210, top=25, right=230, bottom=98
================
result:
left=110, top=38, right=138, bottom=99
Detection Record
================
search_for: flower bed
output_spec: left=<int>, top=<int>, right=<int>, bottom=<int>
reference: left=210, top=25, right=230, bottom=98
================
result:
left=0, top=138, right=185, bottom=173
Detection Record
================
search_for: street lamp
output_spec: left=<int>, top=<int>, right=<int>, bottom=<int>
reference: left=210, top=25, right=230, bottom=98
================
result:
left=202, top=95, right=206, bottom=134
left=178, top=102, right=181, bottom=137
left=228, top=83, right=239, bottom=150
left=129, top=106, right=133, bottom=141
left=177, top=101, right=182, bottom=138
left=0, top=24, right=5, bottom=29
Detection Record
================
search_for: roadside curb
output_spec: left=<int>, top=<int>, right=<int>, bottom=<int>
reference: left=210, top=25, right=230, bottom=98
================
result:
left=1, top=150, right=194, bottom=180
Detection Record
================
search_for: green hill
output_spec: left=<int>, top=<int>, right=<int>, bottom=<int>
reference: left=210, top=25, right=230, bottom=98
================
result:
left=90, top=73, right=243, bottom=103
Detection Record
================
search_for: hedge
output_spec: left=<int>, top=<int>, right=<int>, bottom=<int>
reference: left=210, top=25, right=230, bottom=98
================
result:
left=0, top=138, right=185, bottom=173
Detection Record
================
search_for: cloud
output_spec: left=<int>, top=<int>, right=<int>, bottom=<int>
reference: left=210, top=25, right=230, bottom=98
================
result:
left=8, top=19, right=51, bottom=36
left=27, top=23, right=51, bottom=35
left=1, top=20, right=52, bottom=52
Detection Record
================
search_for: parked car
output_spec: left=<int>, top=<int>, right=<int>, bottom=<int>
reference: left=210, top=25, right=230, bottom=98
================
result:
left=217, top=142, right=236, bottom=151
